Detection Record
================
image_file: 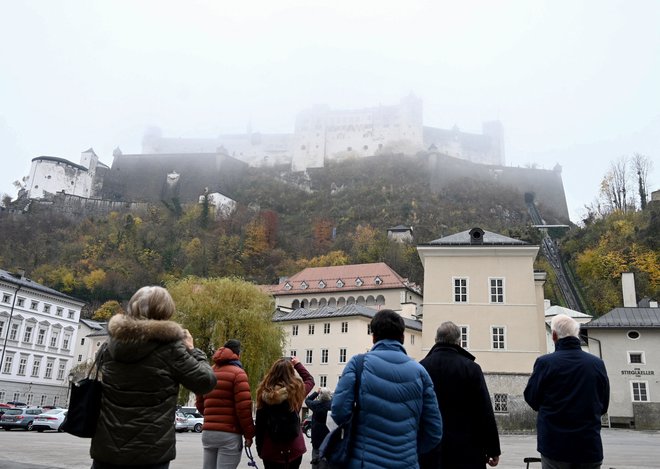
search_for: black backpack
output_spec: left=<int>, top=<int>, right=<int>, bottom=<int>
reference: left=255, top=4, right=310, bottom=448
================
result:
left=266, top=402, right=301, bottom=443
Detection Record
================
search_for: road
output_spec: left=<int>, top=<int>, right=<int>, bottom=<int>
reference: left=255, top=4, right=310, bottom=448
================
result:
left=0, top=428, right=658, bottom=468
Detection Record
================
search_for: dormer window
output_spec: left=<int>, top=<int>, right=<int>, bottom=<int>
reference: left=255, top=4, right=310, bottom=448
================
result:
left=284, top=282, right=292, bottom=291
left=374, top=276, right=383, bottom=286
left=300, top=281, right=308, bottom=290
left=355, top=278, right=363, bottom=287
left=336, top=279, right=345, bottom=288
left=318, top=280, right=326, bottom=289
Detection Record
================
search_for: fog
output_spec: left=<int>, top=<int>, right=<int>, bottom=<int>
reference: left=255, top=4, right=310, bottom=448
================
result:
left=1, top=0, right=658, bottom=222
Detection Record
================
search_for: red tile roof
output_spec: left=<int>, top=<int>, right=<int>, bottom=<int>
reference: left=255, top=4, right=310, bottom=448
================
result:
left=265, top=262, right=420, bottom=296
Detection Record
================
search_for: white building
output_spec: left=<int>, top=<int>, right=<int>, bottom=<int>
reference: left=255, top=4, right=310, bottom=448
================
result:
left=74, top=319, right=108, bottom=367
left=24, top=148, right=108, bottom=200
left=0, top=269, right=85, bottom=407
left=274, top=304, right=423, bottom=400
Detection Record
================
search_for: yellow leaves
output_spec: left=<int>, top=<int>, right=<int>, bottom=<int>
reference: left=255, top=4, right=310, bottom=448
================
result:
left=92, top=300, right=124, bottom=321
left=83, top=268, right=107, bottom=291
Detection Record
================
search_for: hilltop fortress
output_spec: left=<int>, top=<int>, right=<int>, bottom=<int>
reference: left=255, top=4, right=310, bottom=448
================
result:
left=14, top=96, right=568, bottom=220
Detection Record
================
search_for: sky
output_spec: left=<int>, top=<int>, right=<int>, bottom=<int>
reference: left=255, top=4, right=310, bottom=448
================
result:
left=1, top=0, right=658, bottom=222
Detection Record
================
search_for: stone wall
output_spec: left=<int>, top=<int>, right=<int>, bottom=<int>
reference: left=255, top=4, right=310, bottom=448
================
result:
left=33, top=192, right=149, bottom=217
left=485, top=372, right=537, bottom=431
left=633, top=402, right=660, bottom=430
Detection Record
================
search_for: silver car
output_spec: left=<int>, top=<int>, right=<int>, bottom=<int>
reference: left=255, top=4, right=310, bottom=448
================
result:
left=0, top=408, right=43, bottom=431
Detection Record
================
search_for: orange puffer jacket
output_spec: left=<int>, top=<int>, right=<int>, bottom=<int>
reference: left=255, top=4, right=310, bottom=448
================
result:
left=196, top=347, right=256, bottom=438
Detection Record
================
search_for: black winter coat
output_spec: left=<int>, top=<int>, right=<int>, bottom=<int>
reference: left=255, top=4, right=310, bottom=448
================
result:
left=90, top=314, right=217, bottom=466
left=304, top=391, right=332, bottom=450
left=419, top=343, right=500, bottom=469
left=524, top=336, right=609, bottom=463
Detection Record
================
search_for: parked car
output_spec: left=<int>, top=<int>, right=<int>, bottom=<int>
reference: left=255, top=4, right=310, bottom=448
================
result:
left=32, top=408, right=68, bottom=432
left=0, top=403, right=13, bottom=418
left=301, top=417, right=312, bottom=438
left=174, top=411, right=189, bottom=432
left=183, top=412, right=204, bottom=433
left=0, top=407, right=43, bottom=431
left=5, top=401, right=27, bottom=407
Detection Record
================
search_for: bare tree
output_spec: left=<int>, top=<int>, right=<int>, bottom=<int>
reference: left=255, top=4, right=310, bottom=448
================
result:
left=600, top=156, right=634, bottom=213
left=632, top=153, right=653, bottom=210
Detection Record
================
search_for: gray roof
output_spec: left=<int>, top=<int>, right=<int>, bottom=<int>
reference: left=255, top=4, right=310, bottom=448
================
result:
left=422, top=229, right=528, bottom=246
left=0, top=269, right=84, bottom=304
left=274, top=304, right=422, bottom=331
left=582, top=308, right=660, bottom=329
left=79, top=318, right=106, bottom=331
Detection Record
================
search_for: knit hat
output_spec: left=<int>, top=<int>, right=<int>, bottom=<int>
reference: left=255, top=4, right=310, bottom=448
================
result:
left=224, top=339, right=241, bottom=355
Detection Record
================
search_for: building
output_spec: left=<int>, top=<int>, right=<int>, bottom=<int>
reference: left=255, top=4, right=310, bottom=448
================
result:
left=24, top=149, right=109, bottom=200
left=0, top=269, right=84, bottom=407
left=387, top=225, right=414, bottom=243
left=74, top=319, right=108, bottom=367
left=273, top=304, right=423, bottom=401
left=417, top=227, right=547, bottom=429
left=266, top=262, right=422, bottom=318
left=544, top=303, right=592, bottom=352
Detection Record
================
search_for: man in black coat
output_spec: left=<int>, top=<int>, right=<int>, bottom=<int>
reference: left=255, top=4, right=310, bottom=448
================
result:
left=524, top=314, right=609, bottom=469
left=420, top=321, right=501, bottom=469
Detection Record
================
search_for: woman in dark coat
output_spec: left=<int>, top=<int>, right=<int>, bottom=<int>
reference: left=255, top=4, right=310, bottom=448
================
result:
left=90, top=286, right=217, bottom=469
left=304, top=387, right=333, bottom=469
left=255, top=356, right=315, bottom=469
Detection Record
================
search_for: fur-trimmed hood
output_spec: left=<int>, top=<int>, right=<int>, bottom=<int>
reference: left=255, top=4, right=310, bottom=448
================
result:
left=107, top=314, right=185, bottom=363
left=261, top=386, right=289, bottom=406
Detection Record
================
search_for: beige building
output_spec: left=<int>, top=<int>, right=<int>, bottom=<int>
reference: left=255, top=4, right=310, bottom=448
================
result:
left=267, top=262, right=422, bottom=318
left=273, top=304, right=423, bottom=398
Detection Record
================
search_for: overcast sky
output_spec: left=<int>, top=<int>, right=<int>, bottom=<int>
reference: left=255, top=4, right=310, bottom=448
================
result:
left=1, top=0, right=658, bottom=222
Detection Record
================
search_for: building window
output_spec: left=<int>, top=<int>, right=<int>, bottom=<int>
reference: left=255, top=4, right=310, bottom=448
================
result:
left=17, top=357, right=28, bottom=375
left=341, top=322, right=348, bottom=333
left=631, top=381, right=649, bottom=402
left=460, top=326, right=469, bottom=349
left=50, top=331, right=59, bottom=347
left=9, top=323, right=19, bottom=341
left=78, top=355, right=82, bottom=362
left=628, top=352, right=645, bottom=364
left=31, top=358, right=41, bottom=377
left=454, top=278, right=468, bottom=303
left=284, top=282, right=292, bottom=291
left=45, top=304, right=53, bottom=314
left=44, top=361, right=54, bottom=379
left=492, top=326, right=505, bottom=350
left=23, top=326, right=33, bottom=343
left=300, top=281, right=308, bottom=290
left=319, top=375, right=327, bottom=387
left=410, top=334, right=415, bottom=345
left=318, top=280, right=326, bottom=289
left=26, top=393, right=33, bottom=406
left=336, top=279, right=344, bottom=288
left=2, top=294, right=10, bottom=303
left=2, top=355, right=13, bottom=374
left=374, top=276, right=383, bottom=286
left=489, top=278, right=504, bottom=303
left=627, top=330, right=640, bottom=340
left=355, top=278, right=363, bottom=287
left=53, top=396, right=59, bottom=406
left=0, top=320, right=4, bottom=337
left=0, top=391, right=4, bottom=401
left=63, top=334, right=71, bottom=350
left=17, top=298, right=24, bottom=307
left=305, top=350, right=313, bottom=364
left=39, top=395, right=46, bottom=406
left=290, top=350, right=297, bottom=358
left=367, top=324, right=371, bottom=335
left=339, top=348, right=347, bottom=363
left=57, top=362, right=66, bottom=380
left=81, top=338, right=85, bottom=345
left=292, top=325, right=298, bottom=336
left=31, top=300, right=39, bottom=310
left=37, top=329, right=46, bottom=345
left=321, top=349, right=329, bottom=364
left=68, top=310, right=75, bottom=319
left=493, top=393, right=508, bottom=413
left=308, top=324, right=315, bottom=335
left=13, top=392, right=20, bottom=402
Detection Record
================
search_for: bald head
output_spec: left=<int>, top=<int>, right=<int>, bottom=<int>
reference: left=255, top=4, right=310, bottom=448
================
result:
left=435, top=321, right=461, bottom=345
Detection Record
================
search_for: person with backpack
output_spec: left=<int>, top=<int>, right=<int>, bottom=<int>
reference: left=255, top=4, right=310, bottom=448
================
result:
left=304, top=387, right=333, bottom=469
left=255, top=356, right=315, bottom=469
left=196, top=339, right=256, bottom=469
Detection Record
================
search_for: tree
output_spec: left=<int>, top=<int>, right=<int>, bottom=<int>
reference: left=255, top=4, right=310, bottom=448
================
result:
left=167, top=276, right=285, bottom=395
left=632, top=153, right=653, bottom=210
left=92, top=300, right=124, bottom=321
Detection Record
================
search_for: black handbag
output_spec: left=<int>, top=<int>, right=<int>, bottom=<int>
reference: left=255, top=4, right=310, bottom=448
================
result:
left=319, top=353, right=365, bottom=467
left=61, top=343, right=107, bottom=438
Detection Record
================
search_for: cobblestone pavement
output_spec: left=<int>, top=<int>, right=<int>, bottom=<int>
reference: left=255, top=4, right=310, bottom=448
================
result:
left=0, top=428, right=657, bottom=469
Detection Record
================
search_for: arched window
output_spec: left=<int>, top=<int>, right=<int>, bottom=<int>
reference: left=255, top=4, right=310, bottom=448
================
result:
left=337, top=297, right=346, bottom=307
left=301, top=300, right=308, bottom=308
left=366, top=295, right=376, bottom=306
left=310, top=299, right=318, bottom=308
left=347, top=296, right=356, bottom=305
left=292, top=300, right=300, bottom=309
left=357, top=296, right=366, bottom=306
left=328, top=298, right=337, bottom=307
left=376, top=295, right=385, bottom=305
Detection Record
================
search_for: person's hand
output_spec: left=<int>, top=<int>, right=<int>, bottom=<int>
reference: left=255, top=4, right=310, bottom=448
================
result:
left=182, top=329, right=194, bottom=350
left=290, top=356, right=300, bottom=365
left=245, top=437, right=253, bottom=448
left=487, top=455, right=499, bottom=467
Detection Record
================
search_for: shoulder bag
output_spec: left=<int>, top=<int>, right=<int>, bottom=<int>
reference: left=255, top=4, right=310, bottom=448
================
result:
left=61, top=342, right=107, bottom=438
left=319, top=353, right=365, bottom=466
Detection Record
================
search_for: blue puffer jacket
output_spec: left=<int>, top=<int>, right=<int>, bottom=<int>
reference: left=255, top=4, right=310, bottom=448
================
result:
left=331, top=340, right=443, bottom=469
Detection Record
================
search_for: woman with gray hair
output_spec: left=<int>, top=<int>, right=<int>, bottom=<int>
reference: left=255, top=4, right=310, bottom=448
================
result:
left=304, top=387, right=333, bottom=469
left=90, top=286, right=217, bottom=469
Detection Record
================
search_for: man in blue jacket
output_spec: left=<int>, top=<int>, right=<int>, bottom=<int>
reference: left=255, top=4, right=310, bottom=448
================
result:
left=331, top=309, right=443, bottom=469
left=524, top=314, right=610, bottom=469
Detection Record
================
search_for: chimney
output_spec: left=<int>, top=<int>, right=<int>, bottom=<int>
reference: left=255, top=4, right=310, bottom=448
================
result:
left=469, top=227, right=485, bottom=244
left=621, top=272, right=637, bottom=307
